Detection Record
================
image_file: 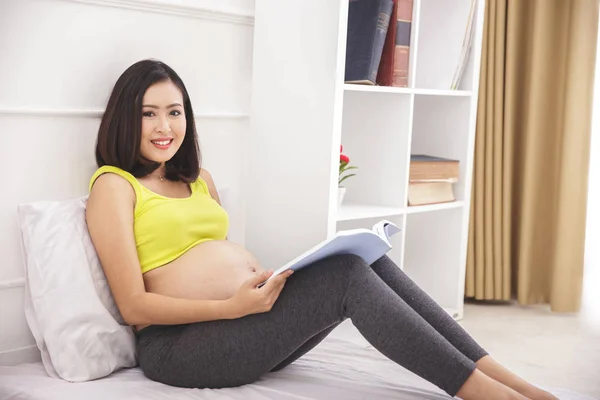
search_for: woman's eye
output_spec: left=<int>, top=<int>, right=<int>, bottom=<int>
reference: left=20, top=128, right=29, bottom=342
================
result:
left=170, top=110, right=181, bottom=116
left=142, top=111, right=154, bottom=117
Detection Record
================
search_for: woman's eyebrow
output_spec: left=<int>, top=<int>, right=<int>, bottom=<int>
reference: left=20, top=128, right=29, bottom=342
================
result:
left=142, top=103, right=183, bottom=109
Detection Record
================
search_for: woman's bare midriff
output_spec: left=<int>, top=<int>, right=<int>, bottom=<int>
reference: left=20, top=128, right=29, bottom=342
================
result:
left=137, top=240, right=265, bottom=331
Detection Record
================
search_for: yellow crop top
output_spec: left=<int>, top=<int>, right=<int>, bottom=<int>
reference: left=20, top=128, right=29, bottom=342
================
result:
left=88, top=165, right=229, bottom=274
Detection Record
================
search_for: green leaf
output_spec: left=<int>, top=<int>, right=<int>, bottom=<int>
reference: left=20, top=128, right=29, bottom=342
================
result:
left=340, top=164, right=358, bottom=174
left=338, top=173, right=356, bottom=185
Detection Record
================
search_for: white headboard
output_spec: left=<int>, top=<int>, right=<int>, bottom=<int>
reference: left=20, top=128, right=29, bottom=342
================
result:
left=0, top=0, right=254, bottom=366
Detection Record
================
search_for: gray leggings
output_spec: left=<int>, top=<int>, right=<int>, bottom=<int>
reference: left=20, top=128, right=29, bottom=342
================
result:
left=136, top=254, right=488, bottom=396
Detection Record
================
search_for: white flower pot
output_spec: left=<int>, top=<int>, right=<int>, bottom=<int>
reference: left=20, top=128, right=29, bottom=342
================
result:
left=338, top=186, right=346, bottom=208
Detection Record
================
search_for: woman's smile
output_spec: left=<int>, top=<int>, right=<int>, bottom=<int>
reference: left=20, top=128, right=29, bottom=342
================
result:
left=151, top=138, right=174, bottom=150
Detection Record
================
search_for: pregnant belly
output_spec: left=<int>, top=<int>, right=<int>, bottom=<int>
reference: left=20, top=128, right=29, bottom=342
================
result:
left=142, top=240, right=265, bottom=303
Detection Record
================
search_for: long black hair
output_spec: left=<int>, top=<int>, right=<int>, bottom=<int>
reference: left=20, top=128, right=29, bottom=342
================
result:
left=95, top=59, right=200, bottom=183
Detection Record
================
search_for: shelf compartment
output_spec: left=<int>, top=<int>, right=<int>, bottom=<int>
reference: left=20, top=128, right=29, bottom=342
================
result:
left=403, top=207, right=465, bottom=310
left=339, top=90, right=411, bottom=208
left=337, top=202, right=405, bottom=221
left=410, top=95, right=473, bottom=201
left=338, top=200, right=465, bottom=221
left=405, top=200, right=465, bottom=214
left=412, top=88, right=472, bottom=97
left=344, top=84, right=413, bottom=95
left=343, top=84, right=472, bottom=97
left=412, top=0, right=479, bottom=91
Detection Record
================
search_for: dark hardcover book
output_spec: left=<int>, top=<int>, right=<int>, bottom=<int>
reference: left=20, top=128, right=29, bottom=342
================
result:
left=345, top=0, right=394, bottom=85
left=375, top=0, right=398, bottom=86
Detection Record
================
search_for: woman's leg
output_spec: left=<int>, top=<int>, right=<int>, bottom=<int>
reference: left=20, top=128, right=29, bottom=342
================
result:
left=269, top=323, right=340, bottom=372
left=273, top=254, right=487, bottom=376
left=371, top=256, right=557, bottom=400
left=475, top=357, right=558, bottom=400
left=137, top=254, right=522, bottom=398
left=370, top=255, right=488, bottom=363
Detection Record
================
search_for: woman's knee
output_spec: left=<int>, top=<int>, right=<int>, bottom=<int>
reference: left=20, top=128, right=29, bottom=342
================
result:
left=319, top=254, right=372, bottom=279
left=336, top=253, right=370, bottom=268
left=288, top=254, right=375, bottom=297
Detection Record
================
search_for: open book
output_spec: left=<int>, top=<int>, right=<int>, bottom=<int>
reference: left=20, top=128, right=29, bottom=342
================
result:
left=266, top=220, right=401, bottom=282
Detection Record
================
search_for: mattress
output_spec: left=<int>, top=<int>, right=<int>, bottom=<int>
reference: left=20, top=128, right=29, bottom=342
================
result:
left=0, top=331, right=594, bottom=400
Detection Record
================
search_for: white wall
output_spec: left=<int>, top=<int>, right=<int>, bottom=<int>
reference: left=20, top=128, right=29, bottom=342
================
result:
left=0, top=0, right=254, bottom=365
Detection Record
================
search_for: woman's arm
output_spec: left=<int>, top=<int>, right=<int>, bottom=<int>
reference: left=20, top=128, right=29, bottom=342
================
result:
left=86, top=173, right=236, bottom=326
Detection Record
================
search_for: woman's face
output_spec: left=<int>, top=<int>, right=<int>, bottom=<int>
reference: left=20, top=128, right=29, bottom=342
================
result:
left=140, top=80, right=186, bottom=164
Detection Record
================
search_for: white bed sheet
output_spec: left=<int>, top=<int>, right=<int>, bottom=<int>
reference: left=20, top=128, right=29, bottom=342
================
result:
left=0, top=335, right=594, bottom=400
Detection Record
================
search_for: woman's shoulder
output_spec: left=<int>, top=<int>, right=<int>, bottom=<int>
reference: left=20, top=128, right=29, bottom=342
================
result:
left=196, top=168, right=222, bottom=204
left=88, top=165, right=142, bottom=202
left=89, top=166, right=137, bottom=191
left=87, top=166, right=140, bottom=216
left=191, top=168, right=213, bottom=194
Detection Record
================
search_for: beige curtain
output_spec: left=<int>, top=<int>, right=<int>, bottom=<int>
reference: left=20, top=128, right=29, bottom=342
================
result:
left=466, top=0, right=599, bottom=312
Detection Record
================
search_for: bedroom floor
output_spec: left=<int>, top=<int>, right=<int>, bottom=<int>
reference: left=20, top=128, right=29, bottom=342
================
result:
left=459, top=301, right=600, bottom=398
left=330, top=294, right=600, bottom=398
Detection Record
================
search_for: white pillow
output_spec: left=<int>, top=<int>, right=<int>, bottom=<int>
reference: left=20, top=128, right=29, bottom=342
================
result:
left=17, top=195, right=137, bottom=382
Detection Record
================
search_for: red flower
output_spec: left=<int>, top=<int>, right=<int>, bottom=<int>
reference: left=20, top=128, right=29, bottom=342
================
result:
left=338, top=144, right=357, bottom=186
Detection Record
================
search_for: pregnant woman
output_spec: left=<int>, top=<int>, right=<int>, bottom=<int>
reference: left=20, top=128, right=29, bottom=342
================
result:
left=86, top=59, right=556, bottom=400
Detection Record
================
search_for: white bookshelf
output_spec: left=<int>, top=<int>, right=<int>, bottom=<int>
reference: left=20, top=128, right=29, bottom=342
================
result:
left=343, top=84, right=473, bottom=97
left=247, top=0, right=486, bottom=321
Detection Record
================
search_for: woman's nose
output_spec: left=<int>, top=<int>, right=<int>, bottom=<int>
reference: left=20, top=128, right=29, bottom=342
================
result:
left=156, top=116, right=170, bottom=133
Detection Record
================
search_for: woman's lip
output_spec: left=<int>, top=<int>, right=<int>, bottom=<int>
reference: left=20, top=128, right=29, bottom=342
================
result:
left=151, top=138, right=173, bottom=149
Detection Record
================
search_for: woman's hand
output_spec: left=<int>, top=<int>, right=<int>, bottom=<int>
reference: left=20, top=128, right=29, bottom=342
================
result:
left=226, top=269, right=294, bottom=318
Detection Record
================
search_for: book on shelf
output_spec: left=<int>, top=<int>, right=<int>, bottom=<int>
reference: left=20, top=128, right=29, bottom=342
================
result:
left=410, top=154, right=459, bottom=181
left=408, top=155, right=459, bottom=206
left=344, top=0, right=394, bottom=85
left=451, top=0, right=477, bottom=90
left=408, top=181, right=455, bottom=206
left=376, top=0, right=413, bottom=87
left=264, top=220, right=401, bottom=283
left=375, top=0, right=398, bottom=86
left=392, top=0, right=413, bottom=87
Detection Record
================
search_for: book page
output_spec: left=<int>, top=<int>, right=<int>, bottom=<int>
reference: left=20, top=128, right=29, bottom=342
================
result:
left=264, top=220, right=401, bottom=284
left=372, top=219, right=401, bottom=246
left=267, top=230, right=389, bottom=281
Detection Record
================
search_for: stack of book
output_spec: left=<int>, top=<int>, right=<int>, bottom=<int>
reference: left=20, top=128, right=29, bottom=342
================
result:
left=408, top=155, right=459, bottom=206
